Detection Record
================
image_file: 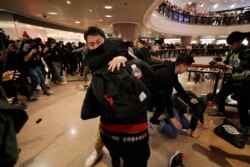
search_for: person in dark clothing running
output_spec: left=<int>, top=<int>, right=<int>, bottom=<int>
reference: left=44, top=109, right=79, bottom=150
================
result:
left=149, top=54, right=200, bottom=137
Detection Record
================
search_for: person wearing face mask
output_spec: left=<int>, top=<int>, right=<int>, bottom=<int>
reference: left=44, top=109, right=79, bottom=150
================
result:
left=83, top=26, right=150, bottom=167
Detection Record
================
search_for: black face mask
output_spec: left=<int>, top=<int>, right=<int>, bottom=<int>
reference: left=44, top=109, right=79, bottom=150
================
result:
left=88, top=43, right=105, bottom=56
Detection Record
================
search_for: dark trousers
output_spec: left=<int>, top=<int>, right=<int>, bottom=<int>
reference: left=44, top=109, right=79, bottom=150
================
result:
left=100, top=129, right=150, bottom=167
left=27, top=67, right=48, bottom=94
left=234, top=81, right=250, bottom=127
left=50, top=61, right=63, bottom=82
left=217, top=78, right=234, bottom=113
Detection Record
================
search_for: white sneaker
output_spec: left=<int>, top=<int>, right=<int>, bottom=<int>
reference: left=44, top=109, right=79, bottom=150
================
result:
left=84, top=151, right=103, bottom=167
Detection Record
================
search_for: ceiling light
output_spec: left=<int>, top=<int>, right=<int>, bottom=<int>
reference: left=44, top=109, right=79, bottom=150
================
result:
left=105, top=15, right=112, bottom=18
left=75, top=21, right=80, bottom=24
left=230, top=4, right=235, bottom=9
left=99, top=19, right=103, bottom=22
left=104, top=6, right=112, bottom=9
left=66, top=0, right=71, bottom=4
left=213, top=4, right=219, bottom=9
left=89, top=9, right=93, bottom=12
left=47, top=12, right=57, bottom=15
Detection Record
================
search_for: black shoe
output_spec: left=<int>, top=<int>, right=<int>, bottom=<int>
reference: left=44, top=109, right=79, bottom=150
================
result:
left=27, top=95, right=38, bottom=102
left=44, top=91, right=53, bottom=96
left=208, top=112, right=226, bottom=118
left=149, top=117, right=160, bottom=125
left=169, top=150, right=185, bottom=167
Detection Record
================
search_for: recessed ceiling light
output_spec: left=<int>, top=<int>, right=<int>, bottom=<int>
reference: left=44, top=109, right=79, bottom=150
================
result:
left=47, top=12, right=57, bottom=15
left=230, top=4, right=235, bottom=8
left=104, top=6, right=112, bottom=9
left=89, top=9, right=93, bottom=12
left=66, top=0, right=71, bottom=4
left=75, top=21, right=80, bottom=24
left=99, top=19, right=103, bottom=22
left=105, top=15, right=112, bottom=18
left=213, top=4, right=219, bottom=9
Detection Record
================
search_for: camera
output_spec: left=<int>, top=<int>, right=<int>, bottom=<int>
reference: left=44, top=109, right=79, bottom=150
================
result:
left=209, top=55, right=223, bottom=66
left=20, top=38, right=42, bottom=53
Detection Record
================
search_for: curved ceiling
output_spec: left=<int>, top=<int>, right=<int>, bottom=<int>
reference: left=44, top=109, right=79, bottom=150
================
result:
left=0, top=0, right=249, bottom=38
left=172, top=0, right=250, bottom=12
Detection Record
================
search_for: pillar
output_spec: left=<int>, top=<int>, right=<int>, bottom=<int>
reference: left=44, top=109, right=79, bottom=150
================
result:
left=181, top=36, right=192, bottom=45
left=112, top=22, right=139, bottom=41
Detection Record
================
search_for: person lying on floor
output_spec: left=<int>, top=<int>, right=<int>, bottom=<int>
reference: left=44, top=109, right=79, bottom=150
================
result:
left=159, top=92, right=209, bottom=138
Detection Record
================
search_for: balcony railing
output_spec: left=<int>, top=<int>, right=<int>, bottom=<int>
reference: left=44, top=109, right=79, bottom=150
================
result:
left=158, top=6, right=250, bottom=26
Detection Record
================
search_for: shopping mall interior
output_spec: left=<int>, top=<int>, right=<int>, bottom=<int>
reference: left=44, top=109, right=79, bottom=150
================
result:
left=0, top=0, right=250, bottom=167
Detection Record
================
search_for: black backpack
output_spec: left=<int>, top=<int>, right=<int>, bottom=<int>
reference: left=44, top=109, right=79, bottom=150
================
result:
left=91, top=60, right=151, bottom=124
left=214, top=119, right=249, bottom=148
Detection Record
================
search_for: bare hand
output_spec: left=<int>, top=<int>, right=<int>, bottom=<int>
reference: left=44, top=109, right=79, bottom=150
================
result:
left=108, top=56, right=127, bottom=72
left=2, top=70, right=20, bottom=81
left=170, top=117, right=182, bottom=130
left=216, top=62, right=224, bottom=66
left=190, top=98, right=198, bottom=104
left=31, top=48, right=37, bottom=54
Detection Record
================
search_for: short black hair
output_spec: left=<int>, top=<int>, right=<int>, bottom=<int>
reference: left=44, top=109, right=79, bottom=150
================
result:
left=84, top=26, right=106, bottom=41
left=175, top=54, right=195, bottom=66
left=226, top=31, right=245, bottom=45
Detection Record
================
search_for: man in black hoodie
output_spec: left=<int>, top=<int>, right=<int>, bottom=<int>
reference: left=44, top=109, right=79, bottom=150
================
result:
left=149, top=54, right=199, bottom=136
left=83, top=26, right=150, bottom=167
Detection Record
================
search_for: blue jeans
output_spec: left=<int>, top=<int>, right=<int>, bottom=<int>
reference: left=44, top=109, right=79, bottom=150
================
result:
left=159, top=107, right=190, bottom=138
left=27, top=66, right=48, bottom=94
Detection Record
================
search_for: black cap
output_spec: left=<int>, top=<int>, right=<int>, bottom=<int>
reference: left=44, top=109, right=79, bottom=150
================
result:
left=226, top=31, right=245, bottom=44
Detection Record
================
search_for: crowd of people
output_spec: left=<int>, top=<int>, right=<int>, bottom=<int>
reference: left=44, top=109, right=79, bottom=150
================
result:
left=82, top=27, right=250, bottom=167
left=158, top=0, right=250, bottom=25
left=149, top=43, right=229, bottom=58
left=1, top=26, right=250, bottom=166
left=0, top=35, right=92, bottom=108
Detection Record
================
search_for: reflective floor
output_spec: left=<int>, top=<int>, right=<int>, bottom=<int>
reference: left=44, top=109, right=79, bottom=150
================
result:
left=15, top=57, right=250, bottom=167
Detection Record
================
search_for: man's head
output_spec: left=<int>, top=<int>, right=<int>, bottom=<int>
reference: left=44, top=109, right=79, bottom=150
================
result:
left=84, top=26, right=105, bottom=50
left=7, top=40, right=16, bottom=52
left=137, top=40, right=146, bottom=49
left=226, top=31, right=245, bottom=50
left=245, top=32, right=250, bottom=47
left=175, top=54, right=195, bottom=74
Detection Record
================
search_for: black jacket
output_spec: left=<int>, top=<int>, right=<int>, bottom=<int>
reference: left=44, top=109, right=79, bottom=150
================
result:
left=152, top=60, right=190, bottom=118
